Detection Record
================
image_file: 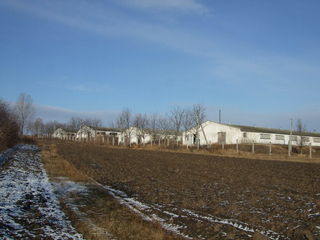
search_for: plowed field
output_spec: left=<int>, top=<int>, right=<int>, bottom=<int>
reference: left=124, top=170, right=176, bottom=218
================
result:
left=56, top=142, right=320, bottom=239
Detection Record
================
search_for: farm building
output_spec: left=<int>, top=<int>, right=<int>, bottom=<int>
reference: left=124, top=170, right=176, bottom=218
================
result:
left=182, top=121, right=320, bottom=147
left=76, top=125, right=121, bottom=141
left=119, top=127, right=152, bottom=145
left=52, top=128, right=76, bottom=140
left=118, top=127, right=180, bottom=145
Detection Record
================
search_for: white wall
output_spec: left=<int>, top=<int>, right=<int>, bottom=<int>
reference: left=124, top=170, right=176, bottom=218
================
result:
left=52, top=128, right=66, bottom=139
left=183, top=121, right=242, bottom=145
left=119, top=127, right=152, bottom=144
left=182, top=121, right=320, bottom=147
left=76, top=126, right=96, bottom=139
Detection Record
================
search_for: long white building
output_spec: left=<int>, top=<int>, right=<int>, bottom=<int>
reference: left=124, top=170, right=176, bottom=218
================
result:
left=182, top=121, right=320, bottom=147
left=76, top=125, right=120, bottom=140
left=52, top=128, right=76, bottom=140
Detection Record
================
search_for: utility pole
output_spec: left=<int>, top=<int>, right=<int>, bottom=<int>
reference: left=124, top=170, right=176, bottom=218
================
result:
left=219, top=109, right=221, bottom=124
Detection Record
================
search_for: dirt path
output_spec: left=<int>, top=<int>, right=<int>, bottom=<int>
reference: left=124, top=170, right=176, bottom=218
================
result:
left=0, top=144, right=83, bottom=239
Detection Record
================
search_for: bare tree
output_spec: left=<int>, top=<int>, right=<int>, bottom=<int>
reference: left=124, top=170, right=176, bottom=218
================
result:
left=85, top=118, right=102, bottom=128
left=182, top=108, right=194, bottom=131
left=29, top=117, right=44, bottom=136
left=192, top=104, right=207, bottom=146
left=133, top=113, right=149, bottom=145
left=43, top=120, right=65, bottom=137
left=158, top=115, right=172, bottom=146
left=0, top=100, right=19, bottom=150
left=169, top=106, right=185, bottom=143
left=117, top=108, right=132, bottom=145
left=148, top=113, right=159, bottom=144
left=68, top=117, right=84, bottom=131
left=15, top=93, right=35, bottom=135
left=296, top=119, right=306, bottom=153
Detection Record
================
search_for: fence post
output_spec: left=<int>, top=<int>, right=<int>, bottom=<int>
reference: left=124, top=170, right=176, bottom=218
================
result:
left=309, top=143, right=312, bottom=159
left=269, top=142, right=272, bottom=156
left=236, top=139, right=239, bottom=153
left=222, top=143, right=224, bottom=150
left=252, top=141, right=255, bottom=153
left=288, top=139, right=291, bottom=157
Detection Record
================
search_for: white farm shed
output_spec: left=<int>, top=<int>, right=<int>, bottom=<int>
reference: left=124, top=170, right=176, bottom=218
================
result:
left=76, top=125, right=121, bottom=140
left=118, top=128, right=180, bottom=145
left=52, top=128, right=76, bottom=140
left=182, top=121, right=320, bottom=147
left=119, top=127, right=152, bottom=145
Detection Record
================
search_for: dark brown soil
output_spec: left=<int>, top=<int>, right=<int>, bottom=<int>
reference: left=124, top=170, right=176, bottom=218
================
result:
left=56, top=142, right=320, bottom=239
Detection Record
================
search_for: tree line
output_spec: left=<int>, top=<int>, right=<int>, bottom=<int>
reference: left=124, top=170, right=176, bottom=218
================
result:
left=1, top=92, right=311, bottom=150
left=116, top=104, right=206, bottom=144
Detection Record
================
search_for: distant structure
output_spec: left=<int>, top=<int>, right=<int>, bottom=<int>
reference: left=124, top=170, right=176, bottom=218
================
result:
left=118, top=127, right=178, bottom=145
left=52, top=128, right=76, bottom=140
left=182, top=121, right=320, bottom=146
left=76, top=125, right=120, bottom=141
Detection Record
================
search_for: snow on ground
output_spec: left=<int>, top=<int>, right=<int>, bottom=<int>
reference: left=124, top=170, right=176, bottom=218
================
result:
left=104, top=185, right=289, bottom=240
left=52, top=179, right=116, bottom=240
left=0, top=144, right=83, bottom=240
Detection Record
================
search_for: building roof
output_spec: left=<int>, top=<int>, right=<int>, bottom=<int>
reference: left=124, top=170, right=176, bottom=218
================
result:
left=227, top=123, right=320, bottom=138
left=191, top=121, right=320, bottom=138
left=79, top=125, right=121, bottom=132
left=91, top=126, right=121, bottom=132
left=55, top=127, right=76, bottom=134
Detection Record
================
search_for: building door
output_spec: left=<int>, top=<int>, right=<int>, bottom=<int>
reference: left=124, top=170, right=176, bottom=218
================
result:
left=218, top=132, right=226, bottom=144
left=193, top=134, right=197, bottom=145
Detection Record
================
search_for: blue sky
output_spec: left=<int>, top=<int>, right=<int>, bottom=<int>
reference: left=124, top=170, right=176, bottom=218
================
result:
left=1, top=0, right=320, bottom=130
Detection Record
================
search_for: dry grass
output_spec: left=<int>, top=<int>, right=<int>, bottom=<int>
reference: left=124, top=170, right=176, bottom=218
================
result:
left=42, top=138, right=320, bottom=164
left=40, top=143, right=88, bottom=182
left=117, top=142, right=320, bottom=164
left=39, top=140, right=181, bottom=240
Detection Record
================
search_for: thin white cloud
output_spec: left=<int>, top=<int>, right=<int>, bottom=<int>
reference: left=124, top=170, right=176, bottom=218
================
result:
left=0, top=0, right=216, bottom=57
left=209, top=54, right=320, bottom=91
left=2, top=0, right=320, bottom=96
left=66, top=82, right=110, bottom=93
left=35, top=104, right=119, bottom=125
left=36, top=78, right=110, bottom=93
left=119, top=0, right=209, bottom=14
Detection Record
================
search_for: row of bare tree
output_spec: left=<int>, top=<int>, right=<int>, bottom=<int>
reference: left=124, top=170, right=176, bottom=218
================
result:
left=1, top=93, right=104, bottom=138
left=28, top=117, right=103, bottom=137
left=116, top=104, right=206, bottom=143
left=4, top=93, right=311, bottom=151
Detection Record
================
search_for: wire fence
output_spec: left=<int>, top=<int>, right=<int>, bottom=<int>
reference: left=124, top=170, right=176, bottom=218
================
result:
left=37, top=135, right=320, bottom=160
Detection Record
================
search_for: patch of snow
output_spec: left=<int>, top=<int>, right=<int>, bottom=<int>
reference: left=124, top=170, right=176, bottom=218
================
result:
left=0, top=144, right=83, bottom=239
left=53, top=180, right=89, bottom=196
left=102, top=184, right=288, bottom=240
left=309, top=212, right=320, bottom=218
left=103, top=185, right=193, bottom=239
